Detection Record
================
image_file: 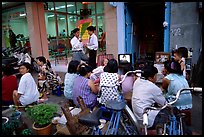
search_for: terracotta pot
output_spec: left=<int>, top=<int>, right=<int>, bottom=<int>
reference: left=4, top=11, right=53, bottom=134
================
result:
left=32, top=123, right=52, bottom=135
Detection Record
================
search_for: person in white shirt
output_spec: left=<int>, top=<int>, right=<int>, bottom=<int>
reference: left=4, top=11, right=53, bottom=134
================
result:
left=132, top=65, right=168, bottom=134
left=71, top=28, right=89, bottom=63
left=13, top=63, right=40, bottom=106
left=90, top=58, right=109, bottom=81
left=84, top=26, right=98, bottom=69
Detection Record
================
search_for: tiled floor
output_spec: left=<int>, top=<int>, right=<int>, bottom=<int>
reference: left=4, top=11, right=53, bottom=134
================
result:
left=50, top=57, right=70, bottom=73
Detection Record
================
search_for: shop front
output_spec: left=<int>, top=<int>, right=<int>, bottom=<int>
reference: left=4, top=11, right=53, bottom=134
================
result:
left=2, top=2, right=105, bottom=59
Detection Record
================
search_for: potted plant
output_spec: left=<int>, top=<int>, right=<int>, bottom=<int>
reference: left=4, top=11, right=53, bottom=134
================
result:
left=26, top=103, right=58, bottom=135
left=2, top=116, right=20, bottom=135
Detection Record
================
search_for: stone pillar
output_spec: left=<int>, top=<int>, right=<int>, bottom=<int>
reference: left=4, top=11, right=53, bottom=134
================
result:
left=25, top=2, right=49, bottom=59
left=104, top=2, right=118, bottom=60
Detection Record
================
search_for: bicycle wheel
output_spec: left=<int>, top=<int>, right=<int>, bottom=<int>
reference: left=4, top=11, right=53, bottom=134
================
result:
left=118, top=105, right=140, bottom=135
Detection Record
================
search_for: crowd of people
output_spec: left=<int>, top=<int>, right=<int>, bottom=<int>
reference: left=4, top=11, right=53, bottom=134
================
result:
left=2, top=27, right=193, bottom=134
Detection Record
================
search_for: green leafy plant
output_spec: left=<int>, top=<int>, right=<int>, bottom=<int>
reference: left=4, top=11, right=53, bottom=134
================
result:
left=2, top=117, right=20, bottom=135
left=21, top=129, right=32, bottom=135
left=26, top=103, right=58, bottom=128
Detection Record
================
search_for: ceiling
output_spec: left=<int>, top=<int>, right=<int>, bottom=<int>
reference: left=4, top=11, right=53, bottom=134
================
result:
left=2, top=2, right=25, bottom=10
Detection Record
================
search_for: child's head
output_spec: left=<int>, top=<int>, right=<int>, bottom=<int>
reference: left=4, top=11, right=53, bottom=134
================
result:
left=173, top=49, right=182, bottom=61
left=78, top=63, right=92, bottom=78
left=163, top=60, right=183, bottom=75
left=68, top=60, right=80, bottom=74
left=141, top=65, right=158, bottom=83
left=87, top=26, right=96, bottom=36
left=104, top=59, right=118, bottom=73
left=19, top=62, right=31, bottom=75
left=72, top=28, right=80, bottom=37
left=102, top=58, right=109, bottom=66
left=36, top=56, right=47, bottom=66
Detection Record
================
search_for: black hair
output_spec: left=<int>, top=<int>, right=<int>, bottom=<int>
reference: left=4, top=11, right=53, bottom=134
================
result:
left=36, top=56, right=51, bottom=68
left=68, top=60, right=80, bottom=74
left=164, top=60, right=183, bottom=75
left=2, top=65, right=15, bottom=76
left=72, top=28, right=80, bottom=34
left=36, top=56, right=46, bottom=64
left=20, top=62, right=31, bottom=72
left=104, top=59, right=118, bottom=73
left=178, top=47, right=188, bottom=58
left=141, top=65, right=158, bottom=80
left=123, top=65, right=133, bottom=76
left=78, top=63, right=92, bottom=76
left=87, top=26, right=96, bottom=31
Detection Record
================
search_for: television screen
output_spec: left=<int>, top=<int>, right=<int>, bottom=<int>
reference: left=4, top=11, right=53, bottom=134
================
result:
left=118, top=54, right=132, bottom=65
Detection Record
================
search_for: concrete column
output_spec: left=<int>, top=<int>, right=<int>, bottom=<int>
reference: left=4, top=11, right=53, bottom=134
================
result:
left=25, top=2, right=49, bottom=59
left=104, top=2, right=118, bottom=60
left=116, top=2, right=125, bottom=54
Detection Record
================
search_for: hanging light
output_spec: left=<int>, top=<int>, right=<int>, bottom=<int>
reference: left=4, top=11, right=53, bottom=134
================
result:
left=82, top=2, right=92, bottom=4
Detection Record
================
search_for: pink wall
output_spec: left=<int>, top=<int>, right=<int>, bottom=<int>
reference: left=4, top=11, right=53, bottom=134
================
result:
left=25, top=2, right=49, bottom=59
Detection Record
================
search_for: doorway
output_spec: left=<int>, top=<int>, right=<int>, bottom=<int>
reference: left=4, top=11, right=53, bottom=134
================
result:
left=125, top=2, right=165, bottom=61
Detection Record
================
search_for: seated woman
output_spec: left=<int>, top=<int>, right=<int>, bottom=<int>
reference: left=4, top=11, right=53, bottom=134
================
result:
left=121, top=65, right=135, bottom=94
left=99, top=59, right=121, bottom=105
left=162, top=60, right=192, bottom=126
left=13, top=63, right=40, bottom=107
left=90, top=58, right=109, bottom=81
left=36, top=56, right=62, bottom=96
left=72, top=63, right=99, bottom=110
left=64, top=60, right=80, bottom=104
left=2, top=66, right=18, bottom=109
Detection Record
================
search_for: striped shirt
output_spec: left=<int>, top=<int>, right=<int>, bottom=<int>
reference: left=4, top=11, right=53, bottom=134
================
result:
left=72, top=75, right=97, bottom=109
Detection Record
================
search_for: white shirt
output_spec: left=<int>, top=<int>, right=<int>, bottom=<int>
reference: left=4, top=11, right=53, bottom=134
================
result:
left=90, top=66, right=105, bottom=80
left=132, top=78, right=167, bottom=128
left=181, top=57, right=186, bottom=77
left=87, top=33, right=98, bottom=50
left=71, top=36, right=83, bottom=51
left=18, top=73, right=40, bottom=106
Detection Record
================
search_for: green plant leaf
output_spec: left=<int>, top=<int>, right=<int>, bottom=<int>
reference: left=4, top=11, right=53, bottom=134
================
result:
left=80, top=22, right=91, bottom=37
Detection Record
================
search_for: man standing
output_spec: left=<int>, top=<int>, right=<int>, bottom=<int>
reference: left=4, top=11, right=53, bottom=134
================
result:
left=71, top=28, right=89, bottom=63
left=8, top=29, right=17, bottom=48
left=84, top=26, right=98, bottom=69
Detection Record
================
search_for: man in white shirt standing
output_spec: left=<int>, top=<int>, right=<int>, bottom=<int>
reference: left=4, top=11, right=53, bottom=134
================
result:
left=71, top=28, right=89, bottom=63
left=84, top=26, right=98, bottom=69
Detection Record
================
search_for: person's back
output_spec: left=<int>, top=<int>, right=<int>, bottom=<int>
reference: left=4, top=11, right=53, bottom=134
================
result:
left=132, top=78, right=166, bottom=127
left=99, top=59, right=120, bottom=105
left=162, top=61, right=192, bottom=110
left=72, top=64, right=98, bottom=109
left=2, top=66, right=18, bottom=106
left=100, top=72, right=120, bottom=104
left=64, top=60, right=80, bottom=100
left=72, top=75, right=97, bottom=109
left=132, top=65, right=167, bottom=128
left=165, top=73, right=192, bottom=110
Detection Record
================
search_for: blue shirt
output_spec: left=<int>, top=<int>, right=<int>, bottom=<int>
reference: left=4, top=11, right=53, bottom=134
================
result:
left=64, top=73, right=78, bottom=99
left=165, top=73, right=192, bottom=110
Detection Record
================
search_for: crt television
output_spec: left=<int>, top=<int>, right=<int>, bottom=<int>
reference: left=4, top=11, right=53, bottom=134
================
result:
left=118, top=54, right=132, bottom=66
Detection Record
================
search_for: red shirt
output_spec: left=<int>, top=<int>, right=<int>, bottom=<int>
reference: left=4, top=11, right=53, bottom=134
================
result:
left=2, top=75, right=18, bottom=101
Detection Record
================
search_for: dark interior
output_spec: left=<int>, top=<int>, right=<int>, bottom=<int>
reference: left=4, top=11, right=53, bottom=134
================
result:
left=126, top=2, right=165, bottom=60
